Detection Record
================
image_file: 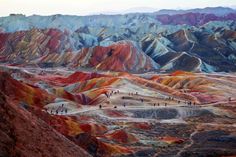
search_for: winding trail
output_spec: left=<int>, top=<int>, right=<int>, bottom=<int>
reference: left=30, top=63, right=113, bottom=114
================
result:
left=176, top=129, right=199, bottom=157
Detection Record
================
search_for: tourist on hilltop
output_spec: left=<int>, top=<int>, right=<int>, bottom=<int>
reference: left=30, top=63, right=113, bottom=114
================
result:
left=105, top=92, right=109, bottom=98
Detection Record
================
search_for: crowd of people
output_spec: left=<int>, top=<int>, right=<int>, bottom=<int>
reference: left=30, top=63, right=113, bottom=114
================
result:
left=45, top=103, right=68, bottom=115
left=45, top=91, right=234, bottom=115
left=99, top=90, right=199, bottom=109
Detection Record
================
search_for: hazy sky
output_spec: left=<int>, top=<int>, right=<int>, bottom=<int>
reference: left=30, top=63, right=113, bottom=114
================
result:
left=0, top=0, right=235, bottom=16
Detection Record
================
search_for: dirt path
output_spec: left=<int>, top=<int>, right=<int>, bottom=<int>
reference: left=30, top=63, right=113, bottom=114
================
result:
left=176, top=129, right=199, bottom=157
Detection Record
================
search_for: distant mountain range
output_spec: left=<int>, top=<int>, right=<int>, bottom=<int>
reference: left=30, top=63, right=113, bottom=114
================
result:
left=156, top=6, right=236, bottom=16
left=0, top=7, right=236, bottom=73
left=80, top=6, right=236, bottom=16
left=91, top=7, right=159, bottom=15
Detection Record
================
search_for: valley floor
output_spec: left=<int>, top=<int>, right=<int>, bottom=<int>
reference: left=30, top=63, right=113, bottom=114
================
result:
left=1, top=65, right=236, bottom=157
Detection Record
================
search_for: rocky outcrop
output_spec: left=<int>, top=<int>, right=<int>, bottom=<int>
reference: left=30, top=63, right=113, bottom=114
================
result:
left=0, top=28, right=73, bottom=64
left=160, top=52, right=201, bottom=72
left=70, top=40, right=160, bottom=72
left=0, top=72, right=54, bottom=107
left=0, top=92, right=91, bottom=157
